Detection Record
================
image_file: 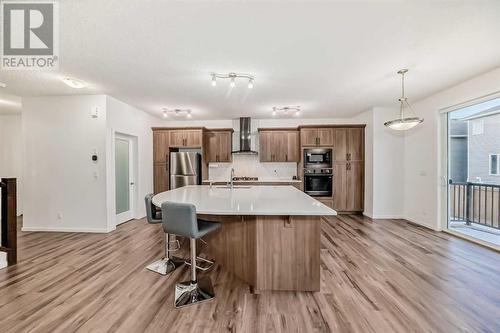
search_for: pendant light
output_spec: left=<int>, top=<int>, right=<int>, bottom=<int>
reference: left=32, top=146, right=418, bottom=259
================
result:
left=384, top=69, right=423, bottom=131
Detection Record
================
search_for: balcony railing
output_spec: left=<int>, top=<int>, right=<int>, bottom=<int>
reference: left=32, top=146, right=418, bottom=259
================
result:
left=450, top=181, right=500, bottom=230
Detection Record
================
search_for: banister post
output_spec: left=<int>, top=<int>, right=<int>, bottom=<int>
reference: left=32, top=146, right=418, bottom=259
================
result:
left=465, top=182, right=471, bottom=226
left=1, top=178, right=17, bottom=265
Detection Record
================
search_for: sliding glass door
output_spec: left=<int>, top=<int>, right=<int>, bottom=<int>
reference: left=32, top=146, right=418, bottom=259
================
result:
left=444, top=97, right=500, bottom=248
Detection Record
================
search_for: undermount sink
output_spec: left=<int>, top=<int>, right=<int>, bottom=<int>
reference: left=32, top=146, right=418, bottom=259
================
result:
left=215, top=185, right=251, bottom=189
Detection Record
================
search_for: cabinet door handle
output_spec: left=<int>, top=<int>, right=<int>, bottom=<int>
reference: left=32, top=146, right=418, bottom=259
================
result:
left=318, top=137, right=321, bottom=145
left=286, top=154, right=288, bottom=162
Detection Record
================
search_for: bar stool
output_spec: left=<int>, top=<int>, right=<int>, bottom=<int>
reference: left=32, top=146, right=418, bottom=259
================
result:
left=161, top=201, right=221, bottom=308
left=144, top=194, right=184, bottom=275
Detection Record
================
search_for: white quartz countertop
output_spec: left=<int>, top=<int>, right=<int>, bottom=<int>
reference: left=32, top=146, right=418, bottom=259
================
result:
left=202, top=179, right=302, bottom=184
left=153, top=185, right=337, bottom=216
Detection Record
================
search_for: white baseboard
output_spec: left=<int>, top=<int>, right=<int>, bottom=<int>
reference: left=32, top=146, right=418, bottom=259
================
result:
left=370, top=214, right=405, bottom=219
left=403, top=216, right=440, bottom=231
left=22, top=226, right=113, bottom=233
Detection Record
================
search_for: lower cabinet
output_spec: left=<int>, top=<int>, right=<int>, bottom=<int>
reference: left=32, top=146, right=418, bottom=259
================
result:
left=318, top=199, right=333, bottom=208
left=154, top=162, right=169, bottom=194
left=333, top=161, right=363, bottom=212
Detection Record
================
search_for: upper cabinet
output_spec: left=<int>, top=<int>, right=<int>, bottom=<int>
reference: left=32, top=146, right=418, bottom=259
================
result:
left=153, top=130, right=169, bottom=163
left=205, top=129, right=233, bottom=163
left=300, top=128, right=334, bottom=147
left=169, top=129, right=203, bottom=147
left=333, top=128, right=364, bottom=162
left=259, top=129, right=300, bottom=162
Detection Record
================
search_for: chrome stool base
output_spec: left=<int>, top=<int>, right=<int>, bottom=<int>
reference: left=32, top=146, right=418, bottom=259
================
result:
left=174, top=276, right=215, bottom=308
left=184, top=256, right=215, bottom=271
left=146, top=256, right=184, bottom=275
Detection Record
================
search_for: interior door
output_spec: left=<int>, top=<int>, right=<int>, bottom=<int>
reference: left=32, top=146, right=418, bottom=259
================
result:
left=115, top=136, right=135, bottom=224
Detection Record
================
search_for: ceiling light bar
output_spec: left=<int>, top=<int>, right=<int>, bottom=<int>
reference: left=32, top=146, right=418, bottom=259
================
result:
left=272, top=106, right=301, bottom=117
left=62, top=77, right=87, bottom=89
left=210, top=72, right=255, bottom=89
left=162, top=108, right=193, bottom=118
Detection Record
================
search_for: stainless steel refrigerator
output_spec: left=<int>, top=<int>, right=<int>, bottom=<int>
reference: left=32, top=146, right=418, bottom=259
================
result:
left=170, top=152, right=201, bottom=189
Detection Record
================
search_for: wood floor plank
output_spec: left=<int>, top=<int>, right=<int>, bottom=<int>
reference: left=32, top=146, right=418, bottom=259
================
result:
left=0, top=216, right=499, bottom=332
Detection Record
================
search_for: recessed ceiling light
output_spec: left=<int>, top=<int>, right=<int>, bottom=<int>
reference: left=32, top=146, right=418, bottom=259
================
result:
left=62, top=77, right=87, bottom=89
left=0, top=82, right=6, bottom=88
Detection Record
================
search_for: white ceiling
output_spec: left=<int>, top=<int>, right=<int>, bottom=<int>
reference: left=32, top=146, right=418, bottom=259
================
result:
left=1, top=0, right=500, bottom=119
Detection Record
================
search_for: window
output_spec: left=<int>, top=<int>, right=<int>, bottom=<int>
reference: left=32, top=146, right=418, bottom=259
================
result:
left=490, top=154, right=499, bottom=175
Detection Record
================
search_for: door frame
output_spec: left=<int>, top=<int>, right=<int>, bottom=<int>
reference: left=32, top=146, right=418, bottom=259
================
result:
left=113, top=132, right=138, bottom=226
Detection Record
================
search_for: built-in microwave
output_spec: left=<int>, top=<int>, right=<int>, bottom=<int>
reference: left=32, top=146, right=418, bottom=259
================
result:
left=304, top=148, right=332, bottom=169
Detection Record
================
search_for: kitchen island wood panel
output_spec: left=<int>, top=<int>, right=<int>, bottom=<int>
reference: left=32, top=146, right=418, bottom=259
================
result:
left=199, top=214, right=320, bottom=292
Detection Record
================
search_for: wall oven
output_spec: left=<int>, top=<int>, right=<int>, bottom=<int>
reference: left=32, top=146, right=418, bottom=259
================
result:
left=304, top=148, right=332, bottom=169
left=304, top=169, right=333, bottom=197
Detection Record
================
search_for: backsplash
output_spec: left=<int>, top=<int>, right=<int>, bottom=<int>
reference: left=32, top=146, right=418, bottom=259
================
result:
left=208, top=154, right=297, bottom=181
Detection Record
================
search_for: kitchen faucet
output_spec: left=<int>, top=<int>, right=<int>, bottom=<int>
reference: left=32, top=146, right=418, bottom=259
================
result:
left=230, top=168, right=235, bottom=189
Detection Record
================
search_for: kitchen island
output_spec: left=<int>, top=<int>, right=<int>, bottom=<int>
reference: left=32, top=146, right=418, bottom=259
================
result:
left=153, top=185, right=336, bottom=292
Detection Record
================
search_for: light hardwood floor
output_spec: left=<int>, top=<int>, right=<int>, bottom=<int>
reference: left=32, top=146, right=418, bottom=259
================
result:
left=0, top=215, right=499, bottom=332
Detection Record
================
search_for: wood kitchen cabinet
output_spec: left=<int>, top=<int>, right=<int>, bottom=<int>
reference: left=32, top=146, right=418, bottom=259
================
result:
left=154, top=162, right=169, bottom=194
left=300, top=127, right=334, bottom=147
left=332, top=161, right=363, bottom=212
left=205, top=129, right=233, bottom=163
left=333, top=127, right=364, bottom=162
left=331, top=126, right=364, bottom=213
left=259, top=129, right=300, bottom=162
left=169, top=129, right=202, bottom=147
left=153, top=130, right=169, bottom=163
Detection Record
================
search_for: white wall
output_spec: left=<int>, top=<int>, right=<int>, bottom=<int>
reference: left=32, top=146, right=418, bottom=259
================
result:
left=105, top=96, right=162, bottom=231
left=404, top=67, right=500, bottom=230
left=372, top=107, right=405, bottom=218
left=22, top=96, right=109, bottom=232
left=0, top=114, right=23, bottom=215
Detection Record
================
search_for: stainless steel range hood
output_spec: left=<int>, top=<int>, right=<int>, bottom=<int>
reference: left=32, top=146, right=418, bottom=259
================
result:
left=232, top=117, right=258, bottom=155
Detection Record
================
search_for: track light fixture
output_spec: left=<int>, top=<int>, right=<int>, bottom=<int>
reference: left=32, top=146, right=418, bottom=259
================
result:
left=162, top=108, right=193, bottom=118
left=272, top=106, right=301, bottom=117
left=210, top=72, right=255, bottom=89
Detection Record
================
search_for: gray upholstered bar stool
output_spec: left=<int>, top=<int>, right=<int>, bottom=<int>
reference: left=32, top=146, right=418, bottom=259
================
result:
left=144, top=194, right=184, bottom=275
left=161, top=201, right=221, bottom=308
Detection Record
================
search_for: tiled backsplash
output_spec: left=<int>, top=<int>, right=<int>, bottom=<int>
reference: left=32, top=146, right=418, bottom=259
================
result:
left=208, top=154, right=297, bottom=181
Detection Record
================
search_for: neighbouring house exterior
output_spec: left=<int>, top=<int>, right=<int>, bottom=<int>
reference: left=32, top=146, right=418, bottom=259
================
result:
left=449, top=119, right=468, bottom=183
left=464, top=105, right=500, bottom=185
